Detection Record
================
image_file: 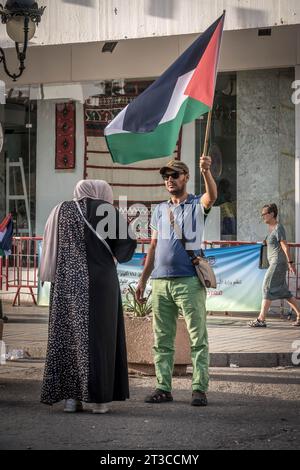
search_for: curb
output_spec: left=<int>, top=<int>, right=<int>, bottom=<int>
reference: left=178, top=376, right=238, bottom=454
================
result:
left=3, top=344, right=298, bottom=368
left=209, top=352, right=297, bottom=368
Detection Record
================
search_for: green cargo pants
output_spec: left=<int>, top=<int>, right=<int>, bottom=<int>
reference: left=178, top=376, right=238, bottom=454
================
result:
left=151, top=276, right=209, bottom=393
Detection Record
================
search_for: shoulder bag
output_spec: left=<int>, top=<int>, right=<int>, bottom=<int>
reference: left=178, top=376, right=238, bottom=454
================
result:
left=75, top=201, right=114, bottom=259
left=259, top=240, right=269, bottom=269
left=168, top=208, right=217, bottom=289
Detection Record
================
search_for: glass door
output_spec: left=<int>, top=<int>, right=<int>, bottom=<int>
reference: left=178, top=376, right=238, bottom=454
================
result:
left=196, top=72, right=237, bottom=240
left=3, top=86, right=37, bottom=236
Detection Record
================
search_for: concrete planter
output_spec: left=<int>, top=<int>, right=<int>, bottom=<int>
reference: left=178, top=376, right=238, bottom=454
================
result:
left=124, top=315, right=191, bottom=375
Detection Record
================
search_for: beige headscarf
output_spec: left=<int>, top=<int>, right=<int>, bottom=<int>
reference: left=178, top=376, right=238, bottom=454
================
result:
left=73, top=180, right=114, bottom=204
left=40, top=180, right=114, bottom=283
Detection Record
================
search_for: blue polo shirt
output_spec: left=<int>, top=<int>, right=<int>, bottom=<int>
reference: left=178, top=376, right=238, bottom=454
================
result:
left=150, top=194, right=207, bottom=279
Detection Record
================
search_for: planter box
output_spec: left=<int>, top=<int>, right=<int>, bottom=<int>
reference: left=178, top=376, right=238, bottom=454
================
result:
left=125, top=315, right=191, bottom=375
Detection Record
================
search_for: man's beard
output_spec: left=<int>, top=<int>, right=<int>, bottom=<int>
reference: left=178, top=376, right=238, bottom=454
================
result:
left=168, top=186, right=186, bottom=197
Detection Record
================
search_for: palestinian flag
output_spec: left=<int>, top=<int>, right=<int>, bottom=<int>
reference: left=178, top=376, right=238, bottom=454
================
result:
left=105, top=12, right=225, bottom=165
left=0, top=214, right=13, bottom=257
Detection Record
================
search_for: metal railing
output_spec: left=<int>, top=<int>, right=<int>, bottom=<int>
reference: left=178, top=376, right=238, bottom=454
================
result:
left=0, top=237, right=42, bottom=306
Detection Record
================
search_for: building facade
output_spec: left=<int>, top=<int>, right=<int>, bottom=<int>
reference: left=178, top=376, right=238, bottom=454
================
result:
left=0, top=0, right=299, bottom=243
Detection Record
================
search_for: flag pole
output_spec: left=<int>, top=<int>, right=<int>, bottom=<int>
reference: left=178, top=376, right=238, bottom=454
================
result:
left=201, top=9, right=225, bottom=171
left=201, top=109, right=213, bottom=174
left=202, top=109, right=212, bottom=157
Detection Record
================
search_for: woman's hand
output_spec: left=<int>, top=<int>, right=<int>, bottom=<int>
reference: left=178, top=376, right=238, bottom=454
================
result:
left=288, top=262, right=297, bottom=275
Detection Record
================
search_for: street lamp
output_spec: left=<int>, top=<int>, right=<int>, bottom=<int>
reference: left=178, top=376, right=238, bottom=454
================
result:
left=0, top=0, right=46, bottom=81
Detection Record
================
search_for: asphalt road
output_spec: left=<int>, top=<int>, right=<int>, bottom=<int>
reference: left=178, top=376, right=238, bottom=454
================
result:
left=0, top=361, right=299, bottom=450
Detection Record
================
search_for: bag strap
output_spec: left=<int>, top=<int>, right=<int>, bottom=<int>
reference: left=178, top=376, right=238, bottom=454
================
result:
left=167, top=208, right=203, bottom=262
left=75, top=201, right=114, bottom=258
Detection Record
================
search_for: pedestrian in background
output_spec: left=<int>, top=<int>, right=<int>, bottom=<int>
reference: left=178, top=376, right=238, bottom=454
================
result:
left=249, top=203, right=300, bottom=327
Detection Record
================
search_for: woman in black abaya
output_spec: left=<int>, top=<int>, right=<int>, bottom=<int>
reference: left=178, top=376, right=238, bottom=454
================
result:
left=40, top=180, right=136, bottom=413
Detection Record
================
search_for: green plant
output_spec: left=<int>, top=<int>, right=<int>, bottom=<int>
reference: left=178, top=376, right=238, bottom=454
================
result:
left=123, top=282, right=152, bottom=317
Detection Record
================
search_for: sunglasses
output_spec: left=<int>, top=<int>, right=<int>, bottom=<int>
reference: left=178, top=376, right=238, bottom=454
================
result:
left=162, top=171, right=184, bottom=181
left=261, top=212, right=270, bottom=217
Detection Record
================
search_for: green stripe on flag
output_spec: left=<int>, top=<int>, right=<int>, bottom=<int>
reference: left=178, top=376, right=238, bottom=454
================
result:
left=106, top=98, right=210, bottom=165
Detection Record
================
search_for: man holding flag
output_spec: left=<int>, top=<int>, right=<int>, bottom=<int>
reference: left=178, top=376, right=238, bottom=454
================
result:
left=136, top=155, right=216, bottom=406
left=105, top=12, right=225, bottom=405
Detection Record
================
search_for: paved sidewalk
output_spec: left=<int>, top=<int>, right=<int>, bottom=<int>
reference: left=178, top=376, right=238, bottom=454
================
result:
left=1, top=303, right=300, bottom=367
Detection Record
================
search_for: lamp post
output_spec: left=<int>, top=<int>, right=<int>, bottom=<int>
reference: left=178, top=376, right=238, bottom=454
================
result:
left=0, top=0, right=45, bottom=81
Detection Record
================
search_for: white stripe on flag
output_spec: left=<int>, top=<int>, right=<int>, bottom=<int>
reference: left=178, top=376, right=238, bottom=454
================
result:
left=105, top=69, right=195, bottom=136
left=0, top=228, right=6, bottom=243
left=159, top=69, right=194, bottom=125
left=105, top=106, right=130, bottom=136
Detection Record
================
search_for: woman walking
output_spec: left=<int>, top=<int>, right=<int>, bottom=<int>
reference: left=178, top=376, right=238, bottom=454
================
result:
left=249, top=203, right=300, bottom=327
left=40, top=180, right=136, bottom=412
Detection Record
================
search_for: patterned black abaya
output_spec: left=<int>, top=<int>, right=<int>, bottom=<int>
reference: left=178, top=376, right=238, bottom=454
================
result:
left=41, top=198, right=136, bottom=405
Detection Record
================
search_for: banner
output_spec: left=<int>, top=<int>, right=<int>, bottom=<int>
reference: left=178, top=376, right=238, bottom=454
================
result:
left=38, top=244, right=265, bottom=312
left=117, top=253, right=146, bottom=296
left=117, top=244, right=264, bottom=312
left=204, top=244, right=264, bottom=311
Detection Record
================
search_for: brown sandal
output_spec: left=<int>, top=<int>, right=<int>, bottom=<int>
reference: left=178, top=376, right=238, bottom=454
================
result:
left=292, top=320, right=300, bottom=327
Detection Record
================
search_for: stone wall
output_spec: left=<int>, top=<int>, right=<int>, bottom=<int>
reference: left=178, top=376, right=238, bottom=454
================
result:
left=237, top=69, right=295, bottom=242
